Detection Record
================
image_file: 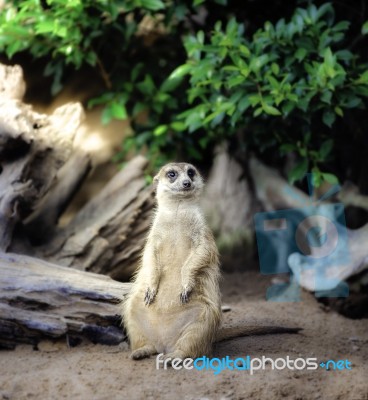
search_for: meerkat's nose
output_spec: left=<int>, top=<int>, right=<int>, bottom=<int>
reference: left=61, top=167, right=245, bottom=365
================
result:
left=183, top=180, right=192, bottom=188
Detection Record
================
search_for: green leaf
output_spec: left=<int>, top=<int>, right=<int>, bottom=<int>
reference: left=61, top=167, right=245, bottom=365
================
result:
left=5, top=41, right=24, bottom=58
left=185, top=111, right=202, bottom=132
left=132, top=102, right=146, bottom=117
left=262, top=103, right=281, bottom=116
left=357, top=70, right=368, bottom=84
left=239, top=45, right=250, bottom=57
left=171, top=121, right=186, bottom=131
left=335, top=50, right=353, bottom=61
left=343, top=95, right=362, bottom=108
left=295, top=48, right=307, bottom=62
left=240, top=67, right=250, bottom=78
left=141, top=0, right=165, bottom=11
left=362, top=21, right=368, bottom=35
left=227, top=75, right=245, bottom=88
left=280, top=143, right=296, bottom=155
left=203, top=111, right=224, bottom=126
left=282, top=101, right=295, bottom=115
left=238, top=96, right=251, bottom=112
left=160, top=77, right=184, bottom=93
left=311, top=170, right=323, bottom=188
left=333, top=21, right=350, bottom=32
left=321, top=91, right=332, bottom=104
left=248, top=94, right=261, bottom=106
left=102, top=107, right=113, bottom=125
left=199, top=137, right=210, bottom=148
left=321, top=173, right=339, bottom=184
left=316, top=3, right=334, bottom=20
left=223, top=65, right=240, bottom=72
left=322, top=110, right=335, bottom=127
left=167, top=64, right=192, bottom=80
left=334, top=106, right=343, bottom=117
left=253, top=107, right=263, bottom=117
left=88, top=92, right=114, bottom=108
left=154, top=125, right=168, bottom=136
left=298, top=146, right=307, bottom=157
left=249, top=55, right=269, bottom=73
left=85, top=51, right=97, bottom=66
left=55, top=25, right=67, bottom=38
left=137, top=75, right=156, bottom=95
left=288, top=159, right=309, bottom=184
left=110, top=101, right=127, bottom=120
left=319, top=139, right=333, bottom=159
left=188, top=147, right=202, bottom=160
left=271, top=63, right=280, bottom=75
left=35, top=20, right=55, bottom=34
left=323, top=47, right=335, bottom=69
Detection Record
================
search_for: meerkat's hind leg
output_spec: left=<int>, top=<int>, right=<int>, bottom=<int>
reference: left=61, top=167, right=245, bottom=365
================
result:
left=130, top=344, right=158, bottom=360
left=124, top=308, right=157, bottom=358
left=162, top=350, right=186, bottom=366
left=168, top=320, right=215, bottom=361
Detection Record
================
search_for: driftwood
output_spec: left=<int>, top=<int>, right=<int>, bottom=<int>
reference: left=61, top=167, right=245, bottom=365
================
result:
left=0, top=62, right=155, bottom=346
left=201, top=147, right=260, bottom=271
left=249, top=157, right=368, bottom=291
left=36, top=155, right=154, bottom=281
left=0, top=252, right=131, bottom=349
left=338, top=181, right=368, bottom=211
left=0, top=99, right=84, bottom=252
left=0, top=62, right=154, bottom=280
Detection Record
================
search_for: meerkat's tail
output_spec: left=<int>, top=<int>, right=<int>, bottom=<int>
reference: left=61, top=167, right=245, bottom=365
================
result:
left=215, top=325, right=302, bottom=342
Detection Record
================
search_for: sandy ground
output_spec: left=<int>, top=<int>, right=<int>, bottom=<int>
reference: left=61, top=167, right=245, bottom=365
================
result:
left=0, top=271, right=367, bottom=400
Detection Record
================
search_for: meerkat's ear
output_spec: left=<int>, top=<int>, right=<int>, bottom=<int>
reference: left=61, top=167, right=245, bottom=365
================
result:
left=153, top=173, right=160, bottom=183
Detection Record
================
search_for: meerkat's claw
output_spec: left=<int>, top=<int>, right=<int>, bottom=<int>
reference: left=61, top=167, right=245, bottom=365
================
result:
left=144, top=287, right=156, bottom=305
left=180, top=288, right=192, bottom=304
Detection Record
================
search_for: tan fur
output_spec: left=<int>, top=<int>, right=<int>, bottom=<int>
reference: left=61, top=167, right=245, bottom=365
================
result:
left=121, top=162, right=300, bottom=361
left=122, top=162, right=221, bottom=360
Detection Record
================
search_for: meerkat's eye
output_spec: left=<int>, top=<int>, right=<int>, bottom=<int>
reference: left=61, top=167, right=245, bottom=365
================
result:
left=187, top=168, right=195, bottom=179
left=167, top=170, right=177, bottom=179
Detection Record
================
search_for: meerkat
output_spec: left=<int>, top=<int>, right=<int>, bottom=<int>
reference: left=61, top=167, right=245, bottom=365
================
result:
left=122, top=162, right=300, bottom=361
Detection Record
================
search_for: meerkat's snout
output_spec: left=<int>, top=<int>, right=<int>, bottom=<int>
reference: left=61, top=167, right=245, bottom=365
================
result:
left=182, top=179, right=192, bottom=190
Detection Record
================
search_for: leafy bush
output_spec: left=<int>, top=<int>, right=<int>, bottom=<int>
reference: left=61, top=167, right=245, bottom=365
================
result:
left=0, top=0, right=217, bottom=167
left=1, top=1, right=368, bottom=184
left=166, top=3, right=368, bottom=184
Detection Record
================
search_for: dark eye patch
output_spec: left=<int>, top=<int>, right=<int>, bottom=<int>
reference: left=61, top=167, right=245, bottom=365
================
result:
left=187, top=168, right=196, bottom=179
left=167, top=170, right=177, bottom=180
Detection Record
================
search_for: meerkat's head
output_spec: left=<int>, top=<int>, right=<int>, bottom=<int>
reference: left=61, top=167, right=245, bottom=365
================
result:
left=154, top=162, right=204, bottom=203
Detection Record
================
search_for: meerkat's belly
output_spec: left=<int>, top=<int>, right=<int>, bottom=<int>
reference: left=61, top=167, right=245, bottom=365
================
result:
left=133, top=299, right=204, bottom=353
left=127, top=225, right=218, bottom=353
left=154, top=231, right=192, bottom=305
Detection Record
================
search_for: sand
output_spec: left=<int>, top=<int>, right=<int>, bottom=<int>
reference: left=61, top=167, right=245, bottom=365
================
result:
left=1, top=271, right=367, bottom=400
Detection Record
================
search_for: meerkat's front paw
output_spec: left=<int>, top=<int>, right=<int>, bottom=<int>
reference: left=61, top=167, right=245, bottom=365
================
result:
left=144, top=287, right=156, bottom=305
left=180, top=287, right=192, bottom=304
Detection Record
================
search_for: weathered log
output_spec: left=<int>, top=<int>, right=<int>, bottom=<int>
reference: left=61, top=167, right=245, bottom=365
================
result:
left=24, top=151, right=92, bottom=244
left=36, top=156, right=154, bottom=280
left=0, top=63, right=85, bottom=251
left=202, top=147, right=259, bottom=271
left=0, top=63, right=25, bottom=100
left=0, top=63, right=154, bottom=279
left=337, top=181, right=368, bottom=211
left=0, top=252, right=131, bottom=349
